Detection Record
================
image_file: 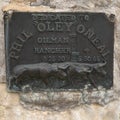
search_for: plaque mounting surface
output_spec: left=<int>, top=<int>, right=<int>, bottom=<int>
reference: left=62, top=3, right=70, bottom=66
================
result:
left=4, top=12, right=114, bottom=92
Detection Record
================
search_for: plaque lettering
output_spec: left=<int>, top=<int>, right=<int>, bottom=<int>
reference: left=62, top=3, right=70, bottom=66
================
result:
left=4, top=12, right=114, bottom=91
left=77, top=23, right=110, bottom=59
left=9, top=31, right=33, bottom=60
left=34, top=47, right=71, bottom=54
left=37, top=37, right=69, bottom=44
left=37, top=22, right=73, bottom=32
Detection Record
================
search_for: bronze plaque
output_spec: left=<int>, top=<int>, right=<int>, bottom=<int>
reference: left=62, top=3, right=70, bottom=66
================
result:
left=4, top=12, right=114, bottom=92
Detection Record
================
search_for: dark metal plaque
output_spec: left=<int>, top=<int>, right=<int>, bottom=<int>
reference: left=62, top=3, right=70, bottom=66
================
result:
left=4, top=12, right=114, bottom=92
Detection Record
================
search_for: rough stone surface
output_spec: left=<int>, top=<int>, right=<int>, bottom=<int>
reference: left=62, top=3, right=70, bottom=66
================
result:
left=0, top=84, right=119, bottom=120
left=20, top=88, right=116, bottom=111
left=0, top=0, right=10, bottom=83
left=0, top=0, right=120, bottom=119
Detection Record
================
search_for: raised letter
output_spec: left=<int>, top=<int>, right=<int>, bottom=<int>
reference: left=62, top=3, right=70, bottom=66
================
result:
left=64, top=22, right=73, bottom=31
left=37, top=23, right=46, bottom=32
left=37, top=37, right=42, bottom=43
left=46, top=22, right=55, bottom=31
left=77, top=24, right=85, bottom=33
left=55, top=22, right=63, bottom=31
left=11, top=42, right=23, bottom=52
left=22, top=31, right=33, bottom=39
left=84, top=29, right=95, bottom=39
left=9, top=52, right=19, bottom=60
left=97, top=45, right=105, bottom=53
left=102, top=50, right=110, bottom=57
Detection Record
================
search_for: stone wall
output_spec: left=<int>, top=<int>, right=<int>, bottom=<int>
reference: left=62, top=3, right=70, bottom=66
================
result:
left=0, top=0, right=120, bottom=120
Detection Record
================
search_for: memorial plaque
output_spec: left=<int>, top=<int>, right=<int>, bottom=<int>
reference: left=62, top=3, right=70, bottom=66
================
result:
left=4, top=12, right=114, bottom=92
